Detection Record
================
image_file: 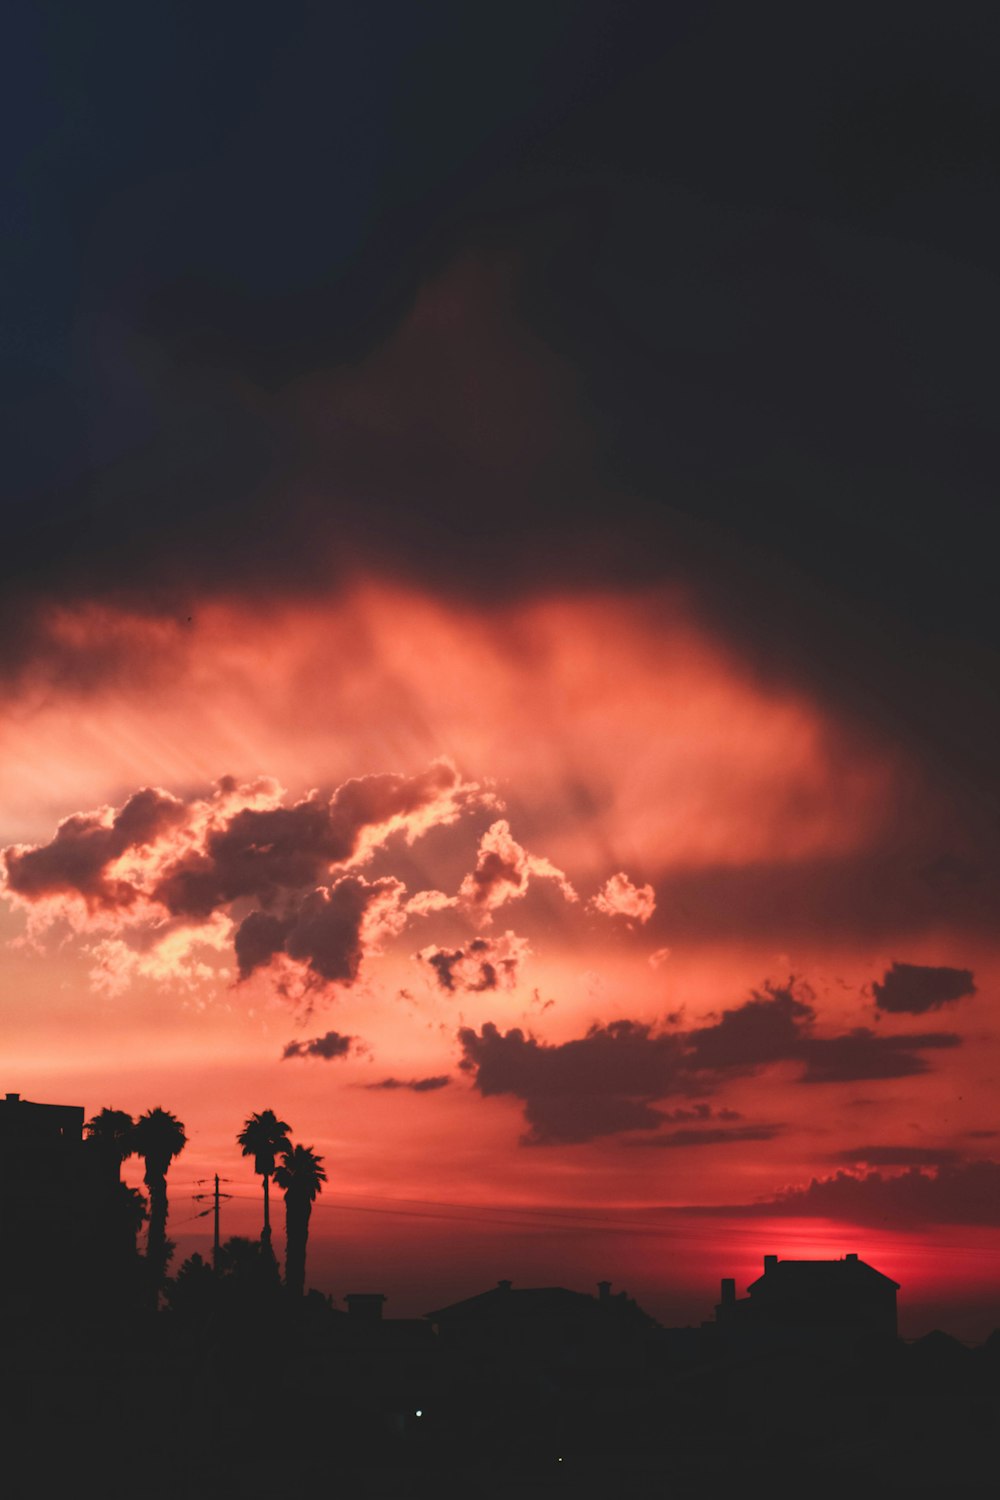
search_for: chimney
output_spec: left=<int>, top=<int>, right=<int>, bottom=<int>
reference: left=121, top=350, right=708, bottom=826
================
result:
left=345, top=1293, right=386, bottom=1321
left=497, top=1279, right=512, bottom=1293
left=764, top=1254, right=778, bottom=1272
left=597, top=1280, right=612, bottom=1303
left=5, top=1093, right=19, bottom=1103
left=845, top=1252, right=858, bottom=1263
left=720, top=1277, right=735, bottom=1305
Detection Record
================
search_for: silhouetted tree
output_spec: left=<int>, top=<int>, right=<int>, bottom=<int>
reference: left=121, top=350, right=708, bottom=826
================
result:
left=80, top=1109, right=146, bottom=1311
left=131, top=1107, right=187, bottom=1285
left=115, top=1182, right=148, bottom=1239
left=274, top=1144, right=326, bottom=1297
left=236, top=1109, right=291, bottom=1249
left=217, top=1235, right=270, bottom=1282
left=84, top=1107, right=135, bottom=1177
left=166, top=1251, right=216, bottom=1327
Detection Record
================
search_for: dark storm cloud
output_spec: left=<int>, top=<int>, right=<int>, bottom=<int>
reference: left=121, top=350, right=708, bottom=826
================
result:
left=457, top=1019, right=687, bottom=1145
left=736, top=1161, right=1000, bottom=1228
left=365, top=1076, right=451, bottom=1092
left=5, top=4, right=999, bottom=719
left=833, top=1145, right=962, bottom=1167
left=235, top=910, right=291, bottom=980
left=798, top=1029, right=961, bottom=1084
left=873, top=961, right=976, bottom=1015
left=458, top=981, right=964, bottom=1144
left=660, top=1104, right=743, bottom=1124
left=644, top=854, right=1000, bottom=943
left=237, top=876, right=401, bottom=986
left=686, top=984, right=814, bottom=1072
left=3, top=788, right=185, bottom=909
left=7, top=3, right=1000, bottom=935
left=282, top=1029, right=356, bottom=1061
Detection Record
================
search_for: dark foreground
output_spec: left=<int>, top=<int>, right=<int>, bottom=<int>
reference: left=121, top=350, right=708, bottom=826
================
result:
left=2, top=1296, right=996, bottom=1498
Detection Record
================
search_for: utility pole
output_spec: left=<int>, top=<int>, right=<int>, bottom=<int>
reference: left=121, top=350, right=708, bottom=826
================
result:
left=193, top=1176, right=232, bottom=1270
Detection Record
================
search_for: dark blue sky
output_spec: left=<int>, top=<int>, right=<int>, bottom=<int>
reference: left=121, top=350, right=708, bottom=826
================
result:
left=4, top=1, right=1000, bottom=822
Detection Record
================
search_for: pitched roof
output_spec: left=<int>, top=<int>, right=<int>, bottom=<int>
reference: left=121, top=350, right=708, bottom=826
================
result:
left=748, top=1256, right=900, bottom=1292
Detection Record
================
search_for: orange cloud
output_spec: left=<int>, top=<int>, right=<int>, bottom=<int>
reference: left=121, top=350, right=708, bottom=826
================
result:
left=457, top=819, right=578, bottom=921
left=590, top=872, right=656, bottom=924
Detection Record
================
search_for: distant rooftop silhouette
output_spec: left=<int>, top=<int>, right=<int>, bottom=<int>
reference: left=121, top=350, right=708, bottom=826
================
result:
left=426, top=1278, right=660, bottom=1364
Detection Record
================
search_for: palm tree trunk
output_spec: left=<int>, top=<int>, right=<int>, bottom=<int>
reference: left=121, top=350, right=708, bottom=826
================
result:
left=146, top=1172, right=167, bottom=1266
left=262, top=1171, right=271, bottom=1245
left=284, top=1198, right=311, bottom=1296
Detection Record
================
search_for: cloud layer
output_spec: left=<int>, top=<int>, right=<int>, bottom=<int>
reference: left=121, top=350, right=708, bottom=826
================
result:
left=742, top=1161, right=1000, bottom=1228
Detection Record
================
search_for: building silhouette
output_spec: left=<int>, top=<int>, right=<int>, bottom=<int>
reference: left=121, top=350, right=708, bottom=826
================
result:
left=715, top=1252, right=899, bottom=1341
left=0, top=1092, right=89, bottom=1319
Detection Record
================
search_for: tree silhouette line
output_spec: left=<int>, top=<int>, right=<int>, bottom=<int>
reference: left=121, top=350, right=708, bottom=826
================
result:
left=84, top=1104, right=326, bottom=1304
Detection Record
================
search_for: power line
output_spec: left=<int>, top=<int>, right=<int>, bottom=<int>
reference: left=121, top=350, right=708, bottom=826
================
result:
left=203, top=1188, right=696, bottom=1239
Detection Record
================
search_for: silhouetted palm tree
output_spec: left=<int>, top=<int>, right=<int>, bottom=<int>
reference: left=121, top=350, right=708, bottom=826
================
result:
left=131, top=1107, right=187, bottom=1282
left=237, top=1109, right=292, bottom=1248
left=273, top=1144, right=326, bottom=1297
left=84, top=1107, right=134, bottom=1178
left=116, top=1182, right=149, bottom=1240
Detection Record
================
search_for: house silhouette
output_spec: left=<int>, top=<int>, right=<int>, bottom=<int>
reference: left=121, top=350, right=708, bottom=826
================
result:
left=715, top=1252, right=899, bottom=1340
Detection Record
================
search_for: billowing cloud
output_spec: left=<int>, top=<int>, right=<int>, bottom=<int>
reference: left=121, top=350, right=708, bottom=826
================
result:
left=3, top=762, right=487, bottom=919
left=3, top=787, right=186, bottom=911
left=590, top=872, right=656, bottom=924
left=153, top=762, right=489, bottom=919
left=365, top=1076, right=451, bottom=1092
left=418, top=931, right=530, bottom=994
left=87, top=913, right=233, bottom=997
left=2, top=762, right=493, bottom=994
left=739, top=1161, right=1000, bottom=1228
left=873, top=961, right=976, bottom=1015
left=457, top=820, right=577, bottom=920
left=282, top=1029, right=357, bottom=1060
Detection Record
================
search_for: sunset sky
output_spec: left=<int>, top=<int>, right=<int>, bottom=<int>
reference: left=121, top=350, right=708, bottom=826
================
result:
left=4, top=2, right=1000, bottom=1338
